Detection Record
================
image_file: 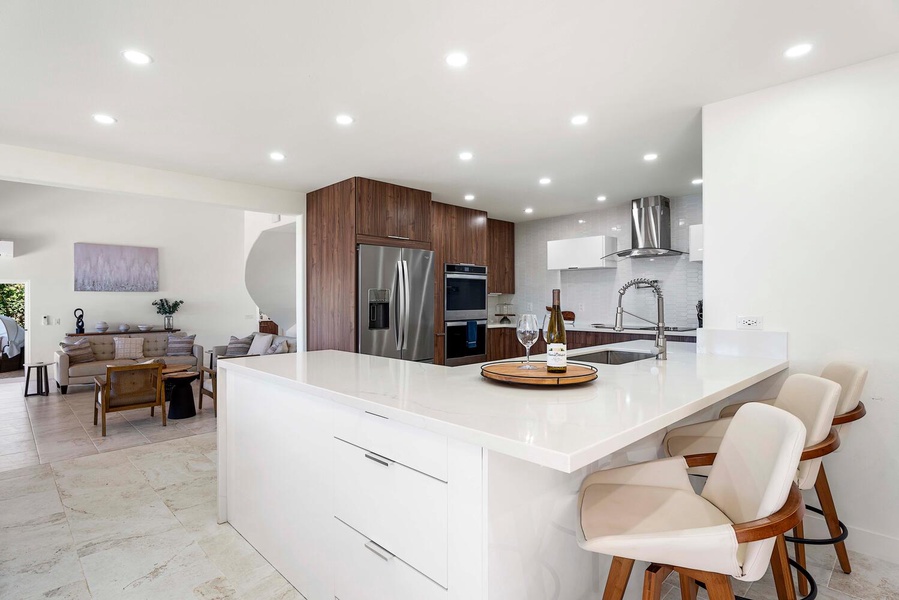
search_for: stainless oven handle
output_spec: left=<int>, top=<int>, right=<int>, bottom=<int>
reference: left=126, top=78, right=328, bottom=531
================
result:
left=446, top=320, right=488, bottom=326
left=445, top=273, right=488, bottom=280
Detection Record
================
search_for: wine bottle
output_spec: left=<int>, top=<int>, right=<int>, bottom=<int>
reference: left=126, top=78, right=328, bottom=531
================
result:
left=546, top=289, right=567, bottom=373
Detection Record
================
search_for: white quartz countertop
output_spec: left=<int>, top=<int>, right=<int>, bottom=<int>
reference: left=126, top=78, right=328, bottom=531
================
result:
left=219, top=341, right=786, bottom=473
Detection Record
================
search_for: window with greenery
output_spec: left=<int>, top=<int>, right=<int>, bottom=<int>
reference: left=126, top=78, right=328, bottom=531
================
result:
left=0, top=283, right=25, bottom=327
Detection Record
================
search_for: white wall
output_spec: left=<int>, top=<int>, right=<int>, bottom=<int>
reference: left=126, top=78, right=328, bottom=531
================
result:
left=512, top=195, right=703, bottom=327
left=703, top=52, right=899, bottom=559
left=0, top=180, right=259, bottom=369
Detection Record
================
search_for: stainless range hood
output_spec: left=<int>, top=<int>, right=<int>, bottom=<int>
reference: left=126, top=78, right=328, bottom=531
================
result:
left=608, top=196, right=684, bottom=259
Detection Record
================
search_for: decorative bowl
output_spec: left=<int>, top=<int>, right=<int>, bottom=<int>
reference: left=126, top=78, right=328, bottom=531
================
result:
left=118, top=324, right=130, bottom=332
left=95, top=321, right=109, bottom=333
left=137, top=325, right=153, bottom=332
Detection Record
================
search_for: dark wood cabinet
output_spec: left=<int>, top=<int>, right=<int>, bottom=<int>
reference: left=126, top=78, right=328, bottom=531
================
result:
left=356, top=177, right=431, bottom=244
left=486, top=328, right=697, bottom=363
left=487, top=218, right=515, bottom=294
left=306, top=178, right=358, bottom=352
left=431, top=202, right=489, bottom=364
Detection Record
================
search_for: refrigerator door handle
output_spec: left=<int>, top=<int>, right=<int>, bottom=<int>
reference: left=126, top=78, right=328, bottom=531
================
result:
left=402, top=260, right=411, bottom=350
left=394, top=260, right=404, bottom=351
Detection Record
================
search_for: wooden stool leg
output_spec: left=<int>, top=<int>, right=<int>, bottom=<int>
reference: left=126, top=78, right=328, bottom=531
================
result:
left=704, top=573, right=734, bottom=600
left=815, top=464, right=851, bottom=574
left=603, top=556, right=635, bottom=600
left=643, top=564, right=672, bottom=600
left=101, top=410, right=107, bottom=437
left=679, top=573, right=698, bottom=600
left=793, top=520, right=809, bottom=596
left=770, top=534, right=797, bottom=600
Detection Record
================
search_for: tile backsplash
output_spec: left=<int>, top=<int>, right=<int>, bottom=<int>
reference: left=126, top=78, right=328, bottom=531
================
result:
left=506, top=195, right=702, bottom=328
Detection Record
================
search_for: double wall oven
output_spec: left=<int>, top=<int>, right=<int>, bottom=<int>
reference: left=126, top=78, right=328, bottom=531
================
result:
left=444, top=264, right=488, bottom=366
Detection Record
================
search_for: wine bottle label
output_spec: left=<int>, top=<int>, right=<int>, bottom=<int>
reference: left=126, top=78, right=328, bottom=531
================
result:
left=547, top=343, right=567, bottom=368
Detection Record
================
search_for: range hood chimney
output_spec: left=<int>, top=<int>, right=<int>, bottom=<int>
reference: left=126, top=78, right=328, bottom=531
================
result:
left=611, top=196, right=684, bottom=259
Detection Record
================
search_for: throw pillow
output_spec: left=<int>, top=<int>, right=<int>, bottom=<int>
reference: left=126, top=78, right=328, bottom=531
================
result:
left=113, top=337, right=145, bottom=360
left=60, top=338, right=95, bottom=365
left=167, top=334, right=196, bottom=356
left=248, top=333, right=274, bottom=355
left=225, top=335, right=253, bottom=356
left=265, top=339, right=288, bottom=355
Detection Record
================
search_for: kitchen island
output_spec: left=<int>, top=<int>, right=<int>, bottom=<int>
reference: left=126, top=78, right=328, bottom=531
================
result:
left=216, top=340, right=788, bottom=600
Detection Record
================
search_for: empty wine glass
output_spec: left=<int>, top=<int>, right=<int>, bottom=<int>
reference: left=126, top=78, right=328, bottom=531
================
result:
left=517, top=314, right=540, bottom=370
left=542, top=313, right=551, bottom=342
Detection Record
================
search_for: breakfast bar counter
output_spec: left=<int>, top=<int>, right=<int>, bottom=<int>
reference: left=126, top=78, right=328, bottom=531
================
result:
left=216, top=340, right=788, bottom=600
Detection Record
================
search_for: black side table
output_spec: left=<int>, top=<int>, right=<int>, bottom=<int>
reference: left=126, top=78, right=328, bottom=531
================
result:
left=24, top=362, right=49, bottom=397
left=164, top=372, right=199, bottom=419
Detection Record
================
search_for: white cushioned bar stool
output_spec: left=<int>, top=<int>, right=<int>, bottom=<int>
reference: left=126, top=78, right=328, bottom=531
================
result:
left=578, top=403, right=807, bottom=600
left=664, top=374, right=842, bottom=598
left=716, top=363, right=867, bottom=590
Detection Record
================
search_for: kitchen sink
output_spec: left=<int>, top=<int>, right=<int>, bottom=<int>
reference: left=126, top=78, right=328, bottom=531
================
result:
left=573, top=350, right=657, bottom=365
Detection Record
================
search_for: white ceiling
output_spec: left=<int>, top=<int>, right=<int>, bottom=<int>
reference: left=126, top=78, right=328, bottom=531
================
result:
left=2, top=1, right=898, bottom=221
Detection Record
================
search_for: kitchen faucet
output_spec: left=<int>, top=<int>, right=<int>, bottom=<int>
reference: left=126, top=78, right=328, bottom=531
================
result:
left=614, top=278, right=667, bottom=360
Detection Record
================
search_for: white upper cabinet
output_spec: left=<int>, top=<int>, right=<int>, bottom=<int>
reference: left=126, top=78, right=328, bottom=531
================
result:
left=547, top=236, right=618, bottom=270
left=689, top=224, right=704, bottom=262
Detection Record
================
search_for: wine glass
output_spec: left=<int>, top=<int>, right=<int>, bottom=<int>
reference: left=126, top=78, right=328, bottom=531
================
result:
left=542, top=314, right=551, bottom=343
left=516, top=314, right=540, bottom=370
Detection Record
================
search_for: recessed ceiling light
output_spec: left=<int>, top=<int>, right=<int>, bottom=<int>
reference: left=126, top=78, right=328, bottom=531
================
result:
left=446, top=52, right=468, bottom=68
left=270, top=152, right=285, bottom=161
left=643, top=153, right=658, bottom=161
left=335, top=114, right=354, bottom=125
left=784, top=43, right=813, bottom=59
left=577, top=219, right=586, bottom=224
left=92, top=114, right=117, bottom=125
left=597, top=195, right=607, bottom=202
left=459, top=151, right=473, bottom=161
left=524, top=208, right=534, bottom=214
left=122, top=50, right=153, bottom=65
left=464, top=194, right=475, bottom=201
left=539, top=177, right=551, bottom=185
left=571, top=115, right=588, bottom=125
left=692, top=178, right=703, bottom=185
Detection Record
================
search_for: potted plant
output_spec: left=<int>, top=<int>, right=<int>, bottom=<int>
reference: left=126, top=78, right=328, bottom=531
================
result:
left=152, top=298, right=184, bottom=331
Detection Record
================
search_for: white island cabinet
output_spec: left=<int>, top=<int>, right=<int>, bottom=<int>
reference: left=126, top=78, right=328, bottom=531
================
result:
left=217, top=341, right=788, bottom=600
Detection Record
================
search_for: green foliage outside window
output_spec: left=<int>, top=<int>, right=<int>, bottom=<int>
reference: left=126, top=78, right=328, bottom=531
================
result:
left=0, top=283, right=25, bottom=327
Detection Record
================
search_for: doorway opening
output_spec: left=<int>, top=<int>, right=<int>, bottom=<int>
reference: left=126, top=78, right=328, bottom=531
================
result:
left=0, top=282, right=27, bottom=380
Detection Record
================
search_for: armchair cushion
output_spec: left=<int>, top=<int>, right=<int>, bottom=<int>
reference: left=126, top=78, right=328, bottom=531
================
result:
left=60, top=339, right=96, bottom=365
left=225, top=335, right=253, bottom=356
left=166, top=334, right=196, bottom=356
left=113, top=337, right=145, bottom=360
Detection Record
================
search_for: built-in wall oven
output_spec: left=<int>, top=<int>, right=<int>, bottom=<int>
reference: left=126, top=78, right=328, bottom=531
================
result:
left=444, top=264, right=488, bottom=366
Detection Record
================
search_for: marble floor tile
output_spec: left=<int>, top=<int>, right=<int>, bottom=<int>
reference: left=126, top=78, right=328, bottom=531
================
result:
left=133, top=422, right=194, bottom=443
left=0, top=448, right=41, bottom=470
left=828, top=550, right=899, bottom=600
left=78, top=527, right=227, bottom=600
left=0, top=434, right=36, bottom=454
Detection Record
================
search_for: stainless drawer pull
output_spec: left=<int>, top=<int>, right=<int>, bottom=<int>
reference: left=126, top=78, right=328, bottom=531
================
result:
left=387, top=235, right=410, bottom=240
left=364, top=410, right=388, bottom=419
left=364, top=452, right=393, bottom=467
left=364, top=540, right=395, bottom=561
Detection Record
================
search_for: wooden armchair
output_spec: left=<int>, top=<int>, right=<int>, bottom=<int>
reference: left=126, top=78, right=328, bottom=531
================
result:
left=93, top=363, right=165, bottom=436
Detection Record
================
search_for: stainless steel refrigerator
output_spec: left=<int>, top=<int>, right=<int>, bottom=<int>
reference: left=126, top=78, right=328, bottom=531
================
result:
left=357, top=245, right=435, bottom=362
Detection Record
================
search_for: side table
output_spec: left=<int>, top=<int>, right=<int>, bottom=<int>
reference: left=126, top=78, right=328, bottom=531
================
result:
left=24, top=362, right=50, bottom=397
left=164, top=371, right=199, bottom=419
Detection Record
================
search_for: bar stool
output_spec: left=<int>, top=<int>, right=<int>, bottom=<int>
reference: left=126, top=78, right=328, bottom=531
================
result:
left=716, top=362, right=868, bottom=585
left=578, top=403, right=807, bottom=600
left=663, top=374, right=842, bottom=598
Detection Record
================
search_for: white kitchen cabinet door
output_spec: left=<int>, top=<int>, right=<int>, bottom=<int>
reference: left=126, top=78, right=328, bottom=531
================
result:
left=546, top=236, right=617, bottom=270
left=689, top=224, right=704, bottom=262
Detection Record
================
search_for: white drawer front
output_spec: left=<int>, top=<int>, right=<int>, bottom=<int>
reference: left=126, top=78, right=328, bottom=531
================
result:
left=333, top=518, right=447, bottom=600
left=333, top=404, right=448, bottom=481
left=333, top=438, right=448, bottom=587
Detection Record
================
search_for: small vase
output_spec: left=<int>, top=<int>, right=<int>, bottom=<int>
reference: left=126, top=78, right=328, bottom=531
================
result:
left=95, top=321, right=109, bottom=333
left=164, top=315, right=174, bottom=331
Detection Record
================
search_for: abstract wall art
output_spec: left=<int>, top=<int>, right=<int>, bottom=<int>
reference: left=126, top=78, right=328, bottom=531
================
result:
left=74, top=243, right=159, bottom=292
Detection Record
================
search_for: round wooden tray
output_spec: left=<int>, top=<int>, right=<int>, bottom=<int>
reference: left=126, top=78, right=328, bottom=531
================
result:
left=480, top=361, right=598, bottom=386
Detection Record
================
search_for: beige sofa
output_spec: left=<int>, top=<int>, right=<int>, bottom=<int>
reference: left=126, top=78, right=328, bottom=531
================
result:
left=55, top=332, right=203, bottom=394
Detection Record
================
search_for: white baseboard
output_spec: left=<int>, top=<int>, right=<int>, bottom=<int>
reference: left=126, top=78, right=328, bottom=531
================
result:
left=803, top=512, right=899, bottom=563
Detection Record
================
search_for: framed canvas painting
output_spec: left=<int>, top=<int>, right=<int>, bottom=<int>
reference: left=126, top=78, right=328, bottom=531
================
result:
left=74, top=243, right=159, bottom=292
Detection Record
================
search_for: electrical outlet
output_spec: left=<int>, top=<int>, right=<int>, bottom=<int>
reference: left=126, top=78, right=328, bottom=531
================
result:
left=578, top=303, right=585, bottom=313
left=55, top=318, right=61, bottom=325
left=527, top=302, right=533, bottom=311
left=737, top=316, right=763, bottom=330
